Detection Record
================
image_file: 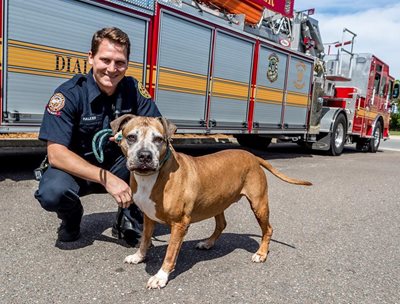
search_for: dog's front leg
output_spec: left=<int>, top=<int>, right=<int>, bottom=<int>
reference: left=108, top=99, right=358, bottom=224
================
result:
left=124, top=214, right=155, bottom=264
left=146, top=216, right=191, bottom=289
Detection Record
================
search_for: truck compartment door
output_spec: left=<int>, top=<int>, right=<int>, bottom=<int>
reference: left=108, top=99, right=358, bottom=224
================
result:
left=3, top=0, right=148, bottom=126
left=155, top=12, right=212, bottom=129
left=209, top=31, right=253, bottom=129
left=253, top=46, right=288, bottom=129
left=283, top=56, right=312, bottom=130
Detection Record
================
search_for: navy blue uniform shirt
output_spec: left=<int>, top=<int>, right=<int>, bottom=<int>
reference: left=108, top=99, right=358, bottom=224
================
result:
left=39, top=69, right=161, bottom=167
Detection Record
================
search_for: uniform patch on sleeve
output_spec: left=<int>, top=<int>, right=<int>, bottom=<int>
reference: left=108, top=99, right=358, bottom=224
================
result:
left=138, top=81, right=152, bottom=99
left=46, top=93, right=65, bottom=115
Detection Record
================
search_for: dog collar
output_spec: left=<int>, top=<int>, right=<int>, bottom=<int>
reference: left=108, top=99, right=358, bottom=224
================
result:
left=158, top=145, right=171, bottom=168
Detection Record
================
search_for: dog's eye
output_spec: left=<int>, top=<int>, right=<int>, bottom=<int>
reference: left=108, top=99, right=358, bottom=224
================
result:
left=126, top=134, right=137, bottom=143
left=153, top=136, right=164, bottom=144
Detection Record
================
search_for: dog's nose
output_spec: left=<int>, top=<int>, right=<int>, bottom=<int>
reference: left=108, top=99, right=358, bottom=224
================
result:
left=138, top=150, right=153, bottom=164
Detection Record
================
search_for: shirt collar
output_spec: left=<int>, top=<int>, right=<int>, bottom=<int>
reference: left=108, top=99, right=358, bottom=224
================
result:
left=87, top=69, right=102, bottom=103
left=87, top=69, right=125, bottom=104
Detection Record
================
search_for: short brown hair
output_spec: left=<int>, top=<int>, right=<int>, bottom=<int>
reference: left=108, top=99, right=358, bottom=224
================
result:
left=91, top=27, right=131, bottom=59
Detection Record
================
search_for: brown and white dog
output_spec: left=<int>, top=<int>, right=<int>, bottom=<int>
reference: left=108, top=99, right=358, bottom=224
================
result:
left=110, top=115, right=312, bottom=289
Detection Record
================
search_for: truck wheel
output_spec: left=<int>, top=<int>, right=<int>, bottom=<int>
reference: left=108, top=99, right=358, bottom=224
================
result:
left=368, top=121, right=382, bottom=153
left=355, top=139, right=368, bottom=152
left=329, top=114, right=347, bottom=156
left=234, top=135, right=272, bottom=150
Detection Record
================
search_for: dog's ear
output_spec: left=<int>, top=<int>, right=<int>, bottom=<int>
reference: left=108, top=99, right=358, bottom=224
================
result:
left=158, top=117, right=177, bottom=140
left=110, top=114, right=136, bottom=135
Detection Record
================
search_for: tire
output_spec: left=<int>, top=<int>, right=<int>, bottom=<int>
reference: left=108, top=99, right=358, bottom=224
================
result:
left=234, top=135, right=272, bottom=150
left=329, top=114, right=347, bottom=156
left=355, top=139, right=368, bottom=152
left=368, top=121, right=382, bottom=153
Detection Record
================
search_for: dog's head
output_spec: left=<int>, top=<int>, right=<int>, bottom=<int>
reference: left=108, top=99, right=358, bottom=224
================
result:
left=110, top=115, right=177, bottom=175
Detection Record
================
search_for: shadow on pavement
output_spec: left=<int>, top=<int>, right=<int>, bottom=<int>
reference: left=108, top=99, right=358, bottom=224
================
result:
left=0, top=150, right=46, bottom=182
left=0, top=141, right=366, bottom=182
left=1, top=143, right=313, bottom=182
left=141, top=233, right=296, bottom=282
left=54, top=210, right=296, bottom=284
left=174, top=142, right=315, bottom=160
left=55, top=211, right=171, bottom=250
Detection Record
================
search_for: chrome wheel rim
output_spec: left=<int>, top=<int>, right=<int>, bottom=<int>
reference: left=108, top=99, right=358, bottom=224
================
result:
left=374, top=126, right=381, bottom=149
left=335, top=123, right=344, bottom=148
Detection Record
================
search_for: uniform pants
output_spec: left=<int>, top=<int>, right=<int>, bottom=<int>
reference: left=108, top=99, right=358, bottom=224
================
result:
left=34, top=155, right=135, bottom=224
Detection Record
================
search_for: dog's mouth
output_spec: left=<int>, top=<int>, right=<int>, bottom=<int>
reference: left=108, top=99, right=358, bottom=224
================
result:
left=133, top=167, right=157, bottom=175
left=127, top=161, right=158, bottom=175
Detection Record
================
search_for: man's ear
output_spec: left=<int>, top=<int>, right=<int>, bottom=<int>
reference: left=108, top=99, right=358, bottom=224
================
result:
left=158, top=117, right=177, bottom=140
left=110, top=114, right=136, bottom=135
left=88, top=51, right=94, bottom=66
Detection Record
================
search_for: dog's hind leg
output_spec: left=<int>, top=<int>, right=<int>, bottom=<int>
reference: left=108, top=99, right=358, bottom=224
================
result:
left=246, top=192, right=273, bottom=263
left=196, top=212, right=227, bottom=250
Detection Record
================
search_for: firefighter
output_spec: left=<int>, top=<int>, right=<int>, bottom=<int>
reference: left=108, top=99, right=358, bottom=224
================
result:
left=34, top=27, right=161, bottom=245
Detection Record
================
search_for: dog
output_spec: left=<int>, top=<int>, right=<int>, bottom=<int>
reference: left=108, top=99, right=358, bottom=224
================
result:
left=110, top=115, right=312, bottom=289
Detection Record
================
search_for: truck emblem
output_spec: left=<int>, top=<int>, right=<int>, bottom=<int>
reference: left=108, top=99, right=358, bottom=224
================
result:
left=294, top=61, right=306, bottom=89
left=267, top=53, right=279, bottom=83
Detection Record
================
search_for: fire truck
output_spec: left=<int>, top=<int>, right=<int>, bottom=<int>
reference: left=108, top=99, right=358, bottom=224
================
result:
left=0, top=0, right=397, bottom=155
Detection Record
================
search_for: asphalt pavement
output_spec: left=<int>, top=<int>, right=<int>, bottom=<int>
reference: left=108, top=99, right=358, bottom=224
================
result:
left=381, top=135, right=400, bottom=152
left=0, top=143, right=399, bottom=304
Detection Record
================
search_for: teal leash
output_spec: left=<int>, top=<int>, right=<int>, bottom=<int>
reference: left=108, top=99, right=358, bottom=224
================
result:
left=92, top=128, right=171, bottom=166
left=92, top=128, right=113, bottom=163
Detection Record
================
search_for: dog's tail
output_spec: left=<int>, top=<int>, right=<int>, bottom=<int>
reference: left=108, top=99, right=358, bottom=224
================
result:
left=257, top=157, right=312, bottom=186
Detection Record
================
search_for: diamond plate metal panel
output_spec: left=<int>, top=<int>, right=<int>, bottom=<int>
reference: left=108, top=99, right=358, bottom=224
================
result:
left=105, top=0, right=154, bottom=14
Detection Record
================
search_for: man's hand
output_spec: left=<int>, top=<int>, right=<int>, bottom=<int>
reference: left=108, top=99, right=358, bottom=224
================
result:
left=101, top=170, right=133, bottom=208
left=47, top=142, right=132, bottom=208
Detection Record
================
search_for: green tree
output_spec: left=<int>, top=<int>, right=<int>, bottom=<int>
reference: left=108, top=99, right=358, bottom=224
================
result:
left=390, top=111, right=400, bottom=131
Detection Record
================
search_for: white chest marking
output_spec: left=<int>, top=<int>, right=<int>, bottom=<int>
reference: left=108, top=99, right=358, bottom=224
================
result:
left=133, top=172, right=164, bottom=223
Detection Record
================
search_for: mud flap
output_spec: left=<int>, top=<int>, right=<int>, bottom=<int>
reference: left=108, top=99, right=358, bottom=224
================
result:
left=311, top=133, right=331, bottom=151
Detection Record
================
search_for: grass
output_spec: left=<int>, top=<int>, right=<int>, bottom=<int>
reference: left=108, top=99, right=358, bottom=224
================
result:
left=391, top=130, right=400, bottom=136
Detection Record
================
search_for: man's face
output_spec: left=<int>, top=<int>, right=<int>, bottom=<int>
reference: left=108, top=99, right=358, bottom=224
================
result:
left=88, top=38, right=128, bottom=96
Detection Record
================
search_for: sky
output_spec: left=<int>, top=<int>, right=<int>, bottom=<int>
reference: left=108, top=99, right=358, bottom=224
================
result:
left=294, top=0, right=400, bottom=79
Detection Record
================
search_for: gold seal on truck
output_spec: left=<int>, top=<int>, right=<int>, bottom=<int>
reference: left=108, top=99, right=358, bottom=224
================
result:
left=267, top=53, right=279, bottom=83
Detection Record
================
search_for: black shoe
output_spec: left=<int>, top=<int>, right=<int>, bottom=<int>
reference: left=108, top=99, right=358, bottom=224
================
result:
left=57, top=223, right=81, bottom=242
left=57, top=205, right=83, bottom=242
left=112, top=207, right=142, bottom=246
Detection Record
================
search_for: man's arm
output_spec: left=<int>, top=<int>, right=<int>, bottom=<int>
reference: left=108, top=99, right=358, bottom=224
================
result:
left=47, top=141, right=132, bottom=208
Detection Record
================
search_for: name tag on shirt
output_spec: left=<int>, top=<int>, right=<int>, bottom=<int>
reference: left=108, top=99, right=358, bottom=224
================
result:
left=82, top=116, right=98, bottom=121
left=121, top=108, right=132, bottom=114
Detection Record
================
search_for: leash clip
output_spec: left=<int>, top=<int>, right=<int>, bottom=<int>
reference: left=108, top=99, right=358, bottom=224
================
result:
left=33, top=155, right=49, bottom=181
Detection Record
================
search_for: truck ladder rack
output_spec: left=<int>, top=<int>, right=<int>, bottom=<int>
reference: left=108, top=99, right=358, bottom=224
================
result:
left=325, top=28, right=357, bottom=82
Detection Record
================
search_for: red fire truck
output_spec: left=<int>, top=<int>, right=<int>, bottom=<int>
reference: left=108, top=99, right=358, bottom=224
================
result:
left=0, top=0, right=397, bottom=155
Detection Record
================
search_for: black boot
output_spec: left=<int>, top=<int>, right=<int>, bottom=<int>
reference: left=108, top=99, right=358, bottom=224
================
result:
left=112, top=206, right=142, bottom=246
left=57, top=205, right=83, bottom=242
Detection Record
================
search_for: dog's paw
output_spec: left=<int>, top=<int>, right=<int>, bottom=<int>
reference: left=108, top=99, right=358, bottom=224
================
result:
left=195, top=240, right=214, bottom=250
left=124, top=252, right=145, bottom=264
left=146, top=269, right=169, bottom=289
left=251, top=252, right=267, bottom=263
